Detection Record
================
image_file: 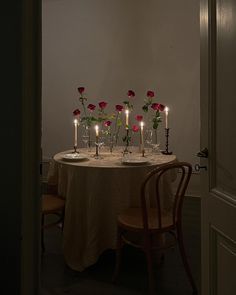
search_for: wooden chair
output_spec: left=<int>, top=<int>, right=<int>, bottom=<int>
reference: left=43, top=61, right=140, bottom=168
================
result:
left=112, top=162, right=197, bottom=295
left=41, top=183, right=65, bottom=252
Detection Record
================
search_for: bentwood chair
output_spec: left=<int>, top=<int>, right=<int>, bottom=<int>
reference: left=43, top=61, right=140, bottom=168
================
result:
left=41, top=181, right=65, bottom=252
left=112, top=162, right=197, bottom=295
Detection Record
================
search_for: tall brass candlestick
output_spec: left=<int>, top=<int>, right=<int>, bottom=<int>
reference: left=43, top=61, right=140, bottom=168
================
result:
left=162, top=128, right=172, bottom=155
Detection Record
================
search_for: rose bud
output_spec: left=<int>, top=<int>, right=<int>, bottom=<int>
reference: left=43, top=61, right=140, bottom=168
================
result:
left=87, top=104, right=96, bottom=111
left=132, top=125, right=139, bottom=132
left=77, top=87, right=85, bottom=94
left=147, top=90, right=154, bottom=98
left=157, top=103, right=165, bottom=111
left=104, top=120, right=112, bottom=127
left=73, top=109, right=81, bottom=116
left=135, top=115, right=143, bottom=122
left=127, top=90, right=135, bottom=97
left=115, top=104, right=124, bottom=112
left=99, top=101, right=108, bottom=110
left=151, top=103, right=160, bottom=111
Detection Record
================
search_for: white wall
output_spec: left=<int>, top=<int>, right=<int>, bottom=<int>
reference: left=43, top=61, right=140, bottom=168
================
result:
left=42, top=0, right=200, bottom=167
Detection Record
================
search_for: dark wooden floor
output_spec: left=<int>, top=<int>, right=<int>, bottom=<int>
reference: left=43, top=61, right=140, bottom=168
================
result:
left=41, top=196, right=201, bottom=295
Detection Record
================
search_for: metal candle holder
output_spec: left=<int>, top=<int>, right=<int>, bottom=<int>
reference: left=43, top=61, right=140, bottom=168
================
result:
left=73, top=146, right=79, bottom=154
left=95, top=145, right=99, bottom=158
left=162, top=128, right=172, bottom=155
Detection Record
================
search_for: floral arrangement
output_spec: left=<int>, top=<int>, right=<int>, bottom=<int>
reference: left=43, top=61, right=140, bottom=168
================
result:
left=142, top=90, right=165, bottom=129
left=73, top=87, right=166, bottom=152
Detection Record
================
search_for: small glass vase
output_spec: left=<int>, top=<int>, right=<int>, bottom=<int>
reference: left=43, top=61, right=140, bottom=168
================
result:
left=122, top=129, right=132, bottom=157
left=151, top=129, right=161, bottom=154
left=106, top=134, right=117, bottom=153
left=145, top=128, right=161, bottom=154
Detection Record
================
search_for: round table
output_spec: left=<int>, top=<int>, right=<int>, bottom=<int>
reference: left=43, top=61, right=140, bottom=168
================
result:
left=49, top=148, right=176, bottom=271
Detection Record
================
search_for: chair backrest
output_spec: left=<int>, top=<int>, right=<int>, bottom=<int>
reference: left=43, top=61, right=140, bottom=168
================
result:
left=46, top=159, right=58, bottom=194
left=141, top=161, right=192, bottom=231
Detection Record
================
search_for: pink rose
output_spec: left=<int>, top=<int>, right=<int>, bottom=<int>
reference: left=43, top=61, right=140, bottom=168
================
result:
left=73, top=109, right=80, bottom=116
left=132, top=125, right=139, bottom=132
left=87, top=104, right=96, bottom=111
left=127, top=90, right=135, bottom=97
left=135, top=115, right=143, bottom=122
left=115, top=104, right=124, bottom=112
left=78, top=87, right=85, bottom=94
left=147, top=90, right=154, bottom=98
left=104, top=120, right=112, bottom=127
left=98, top=101, right=108, bottom=110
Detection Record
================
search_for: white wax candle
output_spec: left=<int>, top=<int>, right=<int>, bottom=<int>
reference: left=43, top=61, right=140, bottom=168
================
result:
left=140, top=121, right=144, bottom=144
left=74, top=119, right=78, bottom=147
left=140, top=121, right=144, bottom=156
left=165, top=107, right=169, bottom=129
left=95, top=124, right=99, bottom=140
left=125, top=109, right=129, bottom=129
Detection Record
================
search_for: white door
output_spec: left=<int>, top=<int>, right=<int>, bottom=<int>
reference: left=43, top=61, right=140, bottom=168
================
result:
left=200, top=0, right=236, bottom=294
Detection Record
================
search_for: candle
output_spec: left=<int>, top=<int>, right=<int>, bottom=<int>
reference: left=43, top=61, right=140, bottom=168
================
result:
left=95, top=124, right=99, bottom=140
left=165, top=107, right=169, bottom=129
left=140, top=121, right=144, bottom=154
left=94, top=124, right=99, bottom=157
left=74, top=119, right=78, bottom=148
left=125, top=109, right=129, bottom=129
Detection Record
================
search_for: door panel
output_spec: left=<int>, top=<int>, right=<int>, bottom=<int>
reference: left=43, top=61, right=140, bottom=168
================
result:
left=216, top=0, right=236, bottom=197
left=200, top=0, right=236, bottom=294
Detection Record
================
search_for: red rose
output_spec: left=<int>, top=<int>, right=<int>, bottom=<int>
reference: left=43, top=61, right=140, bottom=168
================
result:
left=78, top=87, right=85, bottom=94
left=151, top=103, right=165, bottom=111
left=132, top=125, right=139, bottom=132
left=98, top=101, right=108, bottom=110
left=151, top=103, right=159, bottom=110
left=115, top=104, right=124, bottom=112
left=147, top=90, right=154, bottom=98
left=135, top=115, right=143, bottom=122
left=158, top=104, right=165, bottom=111
left=73, top=109, right=80, bottom=116
left=104, top=120, right=112, bottom=127
left=87, top=104, right=96, bottom=111
left=127, top=90, right=135, bottom=97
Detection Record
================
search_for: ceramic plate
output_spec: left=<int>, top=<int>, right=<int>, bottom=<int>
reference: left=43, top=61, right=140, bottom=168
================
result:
left=62, top=153, right=88, bottom=161
left=121, top=158, right=150, bottom=166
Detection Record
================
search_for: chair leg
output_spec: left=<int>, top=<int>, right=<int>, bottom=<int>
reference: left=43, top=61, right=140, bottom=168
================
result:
left=144, top=235, right=155, bottom=295
left=41, top=215, right=45, bottom=253
left=176, top=223, right=198, bottom=294
left=112, top=226, right=123, bottom=283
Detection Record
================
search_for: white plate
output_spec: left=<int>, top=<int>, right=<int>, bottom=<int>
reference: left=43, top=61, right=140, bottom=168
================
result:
left=121, top=157, right=150, bottom=166
left=62, top=153, right=88, bottom=161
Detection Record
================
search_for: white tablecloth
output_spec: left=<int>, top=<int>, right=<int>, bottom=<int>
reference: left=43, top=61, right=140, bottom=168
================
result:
left=49, top=148, right=177, bottom=271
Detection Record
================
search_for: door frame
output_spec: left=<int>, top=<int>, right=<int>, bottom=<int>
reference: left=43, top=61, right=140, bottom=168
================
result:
left=21, top=0, right=42, bottom=294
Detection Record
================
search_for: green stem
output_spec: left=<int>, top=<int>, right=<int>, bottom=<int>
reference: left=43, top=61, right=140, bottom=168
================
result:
left=82, top=100, right=87, bottom=118
left=115, top=126, right=120, bottom=145
left=154, top=128, right=157, bottom=144
left=114, top=112, right=119, bottom=144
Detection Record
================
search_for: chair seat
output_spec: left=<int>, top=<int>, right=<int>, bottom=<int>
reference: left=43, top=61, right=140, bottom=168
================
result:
left=118, top=208, right=174, bottom=231
left=42, top=194, right=65, bottom=214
